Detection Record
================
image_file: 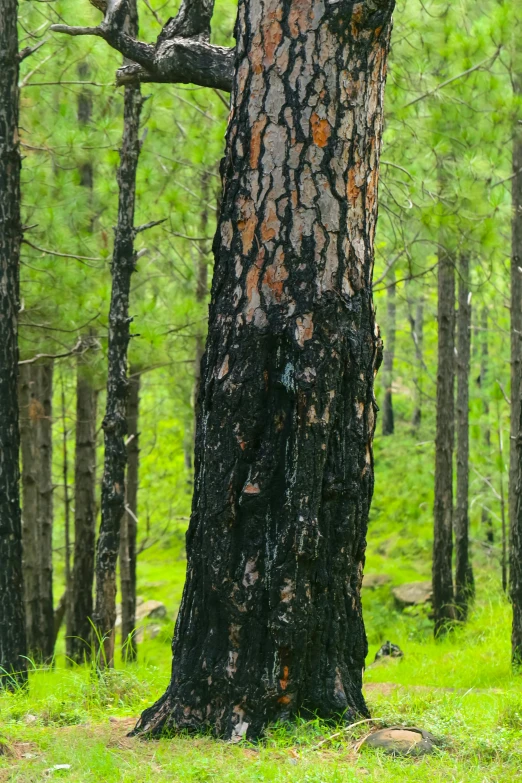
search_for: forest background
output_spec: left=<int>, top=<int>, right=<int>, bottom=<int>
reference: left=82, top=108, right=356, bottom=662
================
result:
left=1, top=0, right=522, bottom=781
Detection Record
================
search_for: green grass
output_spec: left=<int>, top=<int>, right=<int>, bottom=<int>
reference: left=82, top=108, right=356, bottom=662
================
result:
left=1, top=580, right=521, bottom=782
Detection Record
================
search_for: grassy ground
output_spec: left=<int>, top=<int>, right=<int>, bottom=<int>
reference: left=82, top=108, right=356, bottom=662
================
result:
left=2, top=431, right=519, bottom=781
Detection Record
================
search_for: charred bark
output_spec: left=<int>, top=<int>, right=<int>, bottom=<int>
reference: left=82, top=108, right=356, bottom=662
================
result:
left=68, top=357, right=98, bottom=664
left=93, top=0, right=143, bottom=668
left=19, top=363, right=41, bottom=658
left=381, top=268, right=395, bottom=436
left=511, top=74, right=522, bottom=665
left=37, top=361, right=54, bottom=661
left=0, top=0, right=27, bottom=687
left=454, top=255, right=473, bottom=620
left=433, top=249, right=456, bottom=635
left=120, top=368, right=140, bottom=661
left=133, top=0, right=393, bottom=740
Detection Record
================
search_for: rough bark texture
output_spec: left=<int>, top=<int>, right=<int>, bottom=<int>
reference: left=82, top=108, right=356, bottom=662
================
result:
left=0, top=0, right=27, bottom=686
left=37, top=361, right=54, bottom=661
left=433, top=249, right=456, bottom=635
left=479, top=308, right=494, bottom=542
left=194, top=172, right=211, bottom=430
left=454, top=255, right=473, bottom=619
left=93, top=0, right=142, bottom=668
left=120, top=368, right=140, bottom=661
left=381, top=267, right=395, bottom=435
left=511, top=74, right=522, bottom=665
left=19, top=363, right=41, bottom=658
left=68, top=359, right=98, bottom=664
left=133, top=0, right=393, bottom=741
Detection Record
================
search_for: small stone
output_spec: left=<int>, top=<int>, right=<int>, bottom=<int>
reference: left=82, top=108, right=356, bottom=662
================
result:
left=135, top=600, right=167, bottom=622
left=363, top=726, right=438, bottom=756
left=392, top=581, right=432, bottom=608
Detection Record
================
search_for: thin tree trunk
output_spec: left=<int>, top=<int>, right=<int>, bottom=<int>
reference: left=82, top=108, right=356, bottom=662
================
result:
left=0, top=0, right=26, bottom=686
left=480, top=308, right=494, bottom=544
left=382, top=268, right=396, bottom=436
left=510, top=73, right=522, bottom=665
left=68, top=358, right=98, bottom=664
left=410, top=297, right=424, bottom=429
left=454, top=255, right=474, bottom=619
left=37, top=361, right=54, bottom=661
left=433, top=248, right=456, bottom=635
left=134, top=0, right=394, bottom=740
left=120, top=368, right=140, bottom=662
left=497, top=400, right=507, bottom=593
left=93, top=0, right=143, bottom=668
left=61, top=381, right=72, bottom=648
left=19, top=363, right=41, bottom=659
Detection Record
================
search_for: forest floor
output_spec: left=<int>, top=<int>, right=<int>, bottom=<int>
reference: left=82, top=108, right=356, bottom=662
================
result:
left=1, top=584, right=521, bottom=782
left=2, top=434, right=521, bottom=781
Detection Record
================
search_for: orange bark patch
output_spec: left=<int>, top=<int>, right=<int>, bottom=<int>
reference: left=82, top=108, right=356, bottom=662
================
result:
left=237, top=197, right=257, bottom=255
left=310, top=113, right=331, bottom=148
left=347, top=168, right=361, bottom=203
left=279, top=665, right=290, bottom=690
left=260, top=201, right=280, bottom=242
left=250, top=115, right=267, bottom=169
left=243, top=482, right=260, bottom=495
left=288, top=0, right=310, bottom=37
left=244, top=248, right=265, bottom=323
left=217, top=355, right=230, bottom=380
left=278, top=694, right=292, bottom=705
left=263, top=20, right=283, bottom=66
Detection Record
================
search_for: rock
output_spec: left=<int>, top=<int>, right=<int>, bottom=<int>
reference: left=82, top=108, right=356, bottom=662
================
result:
left=362, top=574, right=391, bottom=589
left=135, top=600, right=167, bottom=622
left=134, top=623, right=162, bottom=644
left=363, top=726, right=438, bottom=756
left=374, top=641, right=403, bottom=662
left=392, top=581, right=432, bottom=607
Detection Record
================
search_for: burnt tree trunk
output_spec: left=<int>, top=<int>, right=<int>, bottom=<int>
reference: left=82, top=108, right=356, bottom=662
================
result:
left=511, top=74, right=522, bottom=665
left=68, top=358, right=98, bottom=664
left=134, top=0, right=393, bottom=740
left=0, top=0, right=27, bottom=686
left=19, top=363, right=41, bottom=658
left=120, top=368, right=140, bottom=661
left=381, top=267, right=395, bottom=435
left=93, top=1, right=143, bottom=667
left=454, top=255, right=474, bottom=619
left=193, top=172, right=211, bottom=430
left=37, top=361, right=54, bottom=661
left=433, top=248, right=456, bottom=635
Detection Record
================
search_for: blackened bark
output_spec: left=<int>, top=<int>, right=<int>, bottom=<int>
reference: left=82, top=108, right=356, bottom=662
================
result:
left=68, top=358, right=98, bottom=664
left=133, top=0, right=393, bottom=740
left=19, top=363, right=41, bottom=658
left=511, top=74, right=522, bottom=665
left=454, top=255, right=474, bottom=619
left=120, top=368, right=140, bottom=661
left=37, top=361, right=54, bottom=661
left=0, top=0, right=27, bottom=686
left=433, top=249, right=456, bottom=635
left=93, top=1, right=143, bottom=668
left=381, top=268, right=395, bottom=436
left=194, top=172, right=211, bottom=431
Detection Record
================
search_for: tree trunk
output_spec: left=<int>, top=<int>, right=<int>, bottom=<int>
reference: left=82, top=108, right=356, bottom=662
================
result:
left=193, top=172, right=211, bottom=429
left=134, top=0, right=393, bottom=740
left=93, top=0, right=143, bottom=668
left=37, top=361, right=54, bottom=661
left=409, top=295, right=424, bottom=429
left=68, top=359, right=98, bottom=664
left=454, top=255, right=473, bottom=619
left=120, top=368, right=140, bottom=661
left=0, top=0, right=27, bottom=686
left=479, top=308, right=494, bottom=544
left=433, top=249, right=456, bottom=635
left=19, top=363, right=41, bottom=659
left=511, top=74, right=522, bottom=665
left=381, top=268, right=396, bottom=435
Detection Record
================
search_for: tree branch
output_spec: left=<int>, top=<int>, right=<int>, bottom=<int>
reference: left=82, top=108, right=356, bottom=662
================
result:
left=51, top=0, right=234, bottom=91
